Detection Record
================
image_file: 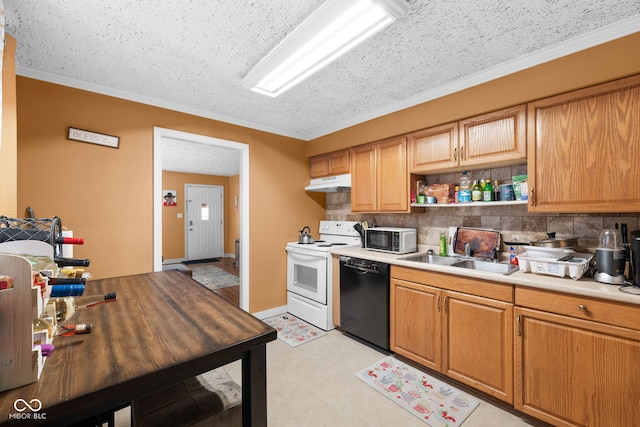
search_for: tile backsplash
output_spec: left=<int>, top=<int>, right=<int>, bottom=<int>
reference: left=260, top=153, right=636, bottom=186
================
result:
left=326, top=166, right=640, bottom=257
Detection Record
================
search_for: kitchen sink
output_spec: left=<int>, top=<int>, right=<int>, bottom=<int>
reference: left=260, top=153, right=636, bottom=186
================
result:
left=400, top=253, right=462, bottom=266
left=400, top=253, right=519, bottom=275
left=449, top=259, right=519, bottom=275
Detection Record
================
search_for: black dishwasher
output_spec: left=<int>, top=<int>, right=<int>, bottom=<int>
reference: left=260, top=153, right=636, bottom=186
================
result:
left=339, top=256, right=390, bottom=351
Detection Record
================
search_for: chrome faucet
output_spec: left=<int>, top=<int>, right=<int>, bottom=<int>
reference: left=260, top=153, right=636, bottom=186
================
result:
left=464, top=242, right=471, bottom=257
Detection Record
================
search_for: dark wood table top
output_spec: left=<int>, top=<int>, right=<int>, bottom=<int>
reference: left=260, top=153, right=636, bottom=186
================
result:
left=0, top=271, right=276, bottom=426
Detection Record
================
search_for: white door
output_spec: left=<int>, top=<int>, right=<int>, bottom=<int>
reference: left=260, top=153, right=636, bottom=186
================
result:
left=186, top=184, right=223, bottom=261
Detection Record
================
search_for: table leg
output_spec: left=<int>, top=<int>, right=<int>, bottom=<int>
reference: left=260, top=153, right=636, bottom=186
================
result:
left=242, top=345, right=268, bottom=427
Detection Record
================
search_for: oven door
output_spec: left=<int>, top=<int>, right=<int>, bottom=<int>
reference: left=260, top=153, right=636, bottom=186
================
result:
left=286, top=246, right=328, bottom=304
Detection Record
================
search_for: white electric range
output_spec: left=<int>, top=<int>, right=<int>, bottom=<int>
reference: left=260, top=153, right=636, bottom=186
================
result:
left=285, top=220, right=361, bottom=330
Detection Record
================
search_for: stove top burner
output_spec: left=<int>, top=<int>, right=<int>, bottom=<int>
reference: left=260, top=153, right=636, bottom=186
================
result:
left=315, top=242, right=350, bottom=248
left=298, top=240, right=325, bottom=245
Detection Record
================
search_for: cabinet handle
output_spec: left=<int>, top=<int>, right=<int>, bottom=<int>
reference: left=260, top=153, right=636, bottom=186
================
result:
left=530, top=187, right=535, bottom=206
left=579, top=304, right=588, bottom=312
left=453, top=147, right=457, bottom=162
left=436, top=294, right=441, bottom=312
left=460, top=146, right=465, bottom=161
left=443, top=295, right=448, bottom=314
left=516, top=315, right=522, bottom=336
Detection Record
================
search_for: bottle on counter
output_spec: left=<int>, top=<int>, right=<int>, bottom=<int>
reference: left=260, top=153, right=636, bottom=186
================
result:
left=493, top=180, right=500, bottom=201
left=439, top=232, right=447, bottom=256
left=471, top=180, right=482, bottom=202
left=483, top=180, right=493, bottom=201
left=458, top=171, right=471, bottom=203
left=509, top=247, right=519, bottom=265
left=50, top=292, right=117, bottom=322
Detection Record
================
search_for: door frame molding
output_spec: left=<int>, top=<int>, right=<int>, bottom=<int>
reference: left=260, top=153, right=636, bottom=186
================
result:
left=185, top=184, right=224, bottom=261
left=153, top=127, right=250, bottom=311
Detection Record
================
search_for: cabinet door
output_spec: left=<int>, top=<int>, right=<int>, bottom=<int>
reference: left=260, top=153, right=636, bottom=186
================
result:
left=309, top=155, right=330, bottom=178
left=459, top=104, right=526, bottom=168
left=309, top=150, right=349, bottom=178
left=390, top=278, right=441, bottom=371
left=350, top=144, right=377, bottom=212
left=408, top=123, right=458, bottom=173
left=377, top=137, right=408, bottom=212
left=527, top=74, right=640, bottom=213
left=328, top=150, right=349, bottom=175
left=442, top=291, right=513, bottom=403
left=514, top=307, right=640, bottom=427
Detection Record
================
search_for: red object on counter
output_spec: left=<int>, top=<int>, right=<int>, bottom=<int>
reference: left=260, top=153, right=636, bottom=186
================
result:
left=0, top=275, right=14, bottom=290
left=57, top=236, right=84, bottom=245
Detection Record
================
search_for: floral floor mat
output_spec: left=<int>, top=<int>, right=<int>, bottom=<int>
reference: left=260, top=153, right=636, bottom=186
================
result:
left=357, top=356, right=480, bottom=426
left=262, top=313, right=326, bottom=347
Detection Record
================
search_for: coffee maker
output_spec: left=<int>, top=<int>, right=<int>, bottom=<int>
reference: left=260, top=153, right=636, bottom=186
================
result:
left=631, top=230, right=640, bottom=286
left=594, top=229, right=627, bottom=285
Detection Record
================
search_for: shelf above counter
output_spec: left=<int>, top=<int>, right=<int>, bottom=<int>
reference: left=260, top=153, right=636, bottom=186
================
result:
left=411, top=200, right=528, bottom=208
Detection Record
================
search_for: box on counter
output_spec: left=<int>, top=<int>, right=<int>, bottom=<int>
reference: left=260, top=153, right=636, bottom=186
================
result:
left=512, top=174, right=528, bottom=201
left=424, top=183, right=456, bottom=204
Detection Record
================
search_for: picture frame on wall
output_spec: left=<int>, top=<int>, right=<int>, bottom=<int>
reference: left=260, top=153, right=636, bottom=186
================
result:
left=163, top=190, right=177, bottom=206
left=68, top=127, right=120, bottom=149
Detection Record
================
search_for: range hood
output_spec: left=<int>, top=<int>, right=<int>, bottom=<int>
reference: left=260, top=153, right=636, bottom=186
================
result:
left=305, top=174, right=351, bottom=192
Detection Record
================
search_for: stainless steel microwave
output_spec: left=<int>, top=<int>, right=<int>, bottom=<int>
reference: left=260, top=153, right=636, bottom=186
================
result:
left=365, top=227, right=417, bottom=254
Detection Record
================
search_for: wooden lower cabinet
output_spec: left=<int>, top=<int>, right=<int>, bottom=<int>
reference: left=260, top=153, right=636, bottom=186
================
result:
left=443, top=290, right=513, bottom=403
left=390, top=267, right=514, bottom=403
left=391, top=278, right=441, bottom=371
left=515, top=302, right=640, bottom=426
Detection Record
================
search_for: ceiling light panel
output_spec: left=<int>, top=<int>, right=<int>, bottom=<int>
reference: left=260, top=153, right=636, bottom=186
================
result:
left=242, top=0, right=409, bottom=97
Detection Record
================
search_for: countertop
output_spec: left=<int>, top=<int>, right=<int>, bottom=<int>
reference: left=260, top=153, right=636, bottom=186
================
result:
left=330, top=246, right=640, bottom=306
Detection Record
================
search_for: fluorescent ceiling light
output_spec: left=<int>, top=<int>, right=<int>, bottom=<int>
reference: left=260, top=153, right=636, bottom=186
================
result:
left=242, top=0, right=409, bottom=97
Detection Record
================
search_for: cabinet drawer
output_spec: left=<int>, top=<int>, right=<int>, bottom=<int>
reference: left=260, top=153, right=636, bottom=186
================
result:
left=515, top=286, right=640, bottom=330
left=391, top=266, right=513, bottom=302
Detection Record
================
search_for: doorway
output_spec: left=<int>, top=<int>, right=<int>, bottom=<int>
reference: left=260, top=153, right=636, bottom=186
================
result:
left=153, top=127, right=250, bottom=311
left=185, top=184, right=224, bottom=261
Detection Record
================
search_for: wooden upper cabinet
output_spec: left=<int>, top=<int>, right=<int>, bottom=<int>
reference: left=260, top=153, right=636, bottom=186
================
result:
left=408, top=122, right=458, bottom=172
left=527, top=74, right=640, bottom=213
left=351, top=137, right=408, bottom=212
left=350, top=143, right=378, bottom=212
left=409, top=105, right=526, bottom=173
left=459, top=104, right=526, bottom=168
left=309, top=149, right=349, bottom=178
left=377, top=137, right=408, bottom=211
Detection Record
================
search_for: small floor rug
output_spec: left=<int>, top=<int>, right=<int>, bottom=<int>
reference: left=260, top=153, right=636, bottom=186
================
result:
left=262, top=313, right=326, bottom=347
left=182, top=258, right=219, bottom=265
left=357, top=356, right=480, bottom=427
left=189, top=264, right=239, bottom=290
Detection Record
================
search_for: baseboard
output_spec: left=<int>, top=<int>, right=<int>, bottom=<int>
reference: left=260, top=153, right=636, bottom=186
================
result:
left=163, top=258, right=186, bottom=265
left=252, top=305, right=287, bottom=320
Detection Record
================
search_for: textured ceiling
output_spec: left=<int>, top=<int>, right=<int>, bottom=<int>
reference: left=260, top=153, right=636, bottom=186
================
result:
left=5, top=1, right=640, bottom=176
